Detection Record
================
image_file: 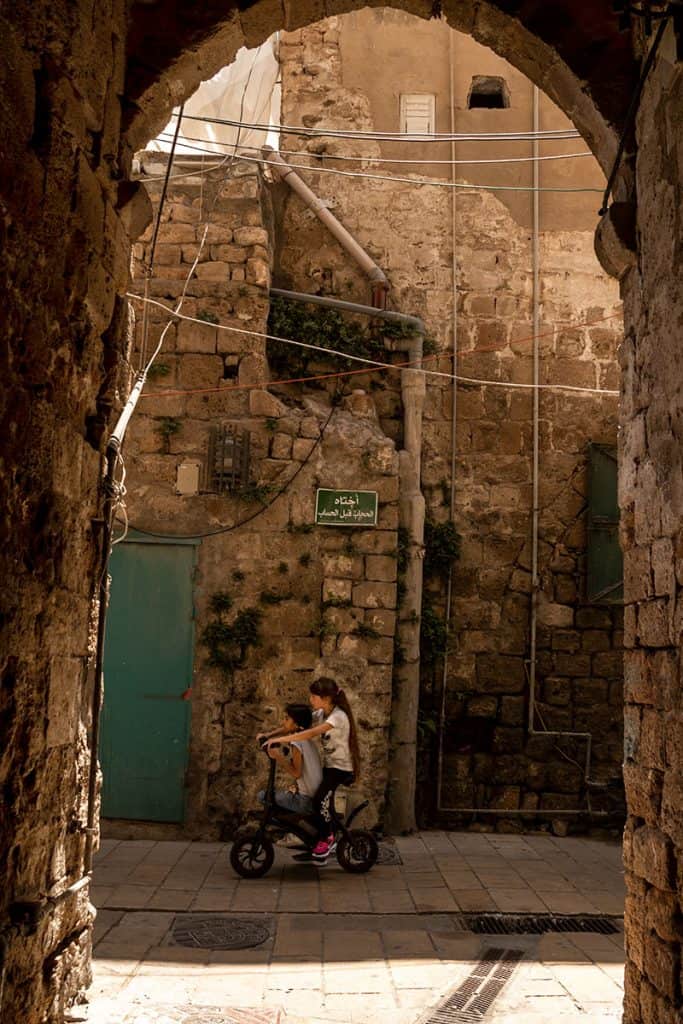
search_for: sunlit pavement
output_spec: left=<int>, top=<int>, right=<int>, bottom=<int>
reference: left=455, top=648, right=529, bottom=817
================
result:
left=84, top=832, right=625, bottom=1024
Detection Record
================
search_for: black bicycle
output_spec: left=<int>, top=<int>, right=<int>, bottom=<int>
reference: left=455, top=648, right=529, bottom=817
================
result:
left=230, top=742, right=378, bottom=878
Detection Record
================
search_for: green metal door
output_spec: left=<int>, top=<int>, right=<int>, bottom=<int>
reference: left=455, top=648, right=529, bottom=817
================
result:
left=100, top=536, right=196, bottom=822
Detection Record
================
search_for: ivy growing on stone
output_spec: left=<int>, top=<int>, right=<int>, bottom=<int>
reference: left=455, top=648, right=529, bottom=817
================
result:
left=155, top=416, right=181, bottom=453
left=423, top=520, right=461, bottom=580
left=419, top=603, right=449, bottom=666
left=209, top=591, right=233, bottom=615
left=202, top=602, right=262, bottom=675
left=266, top=295, right=416, bottom=377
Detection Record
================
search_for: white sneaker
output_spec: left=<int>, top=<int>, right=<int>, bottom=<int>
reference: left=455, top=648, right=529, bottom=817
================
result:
left=276, top=833, right=304, bottom=848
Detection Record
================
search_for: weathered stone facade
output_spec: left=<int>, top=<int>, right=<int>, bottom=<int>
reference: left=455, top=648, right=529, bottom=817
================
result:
left=275, top=12, right=625, bottom=826
left=124, top=160, right=401, bottom=833
left=1, top=2, right=682, bottom=1022
left=620, top=22, right=683, bottom=1024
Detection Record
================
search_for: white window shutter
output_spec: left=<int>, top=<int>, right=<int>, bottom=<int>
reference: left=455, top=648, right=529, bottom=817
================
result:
left=400, top=94, right=435, bottom=135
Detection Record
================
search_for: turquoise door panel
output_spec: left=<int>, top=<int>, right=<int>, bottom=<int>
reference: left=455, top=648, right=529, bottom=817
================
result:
left=101, top=540, right=195, bottom=822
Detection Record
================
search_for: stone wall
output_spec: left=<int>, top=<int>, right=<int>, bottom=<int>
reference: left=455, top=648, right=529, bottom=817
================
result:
left=124, top=158, right=401, bottom=832
left=276, top=12, right=625, bottom=829
left=0, top=3, right=143, bottom=1021
left=0, top=2, right=678, bottom=1022
left=620, top=21, right=683, bottom=1024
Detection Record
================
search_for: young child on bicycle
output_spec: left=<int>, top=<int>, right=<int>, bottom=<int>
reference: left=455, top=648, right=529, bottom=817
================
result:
left=257, top=703, right=322, bottom=814
left=265, top=677, right=360, bottom=862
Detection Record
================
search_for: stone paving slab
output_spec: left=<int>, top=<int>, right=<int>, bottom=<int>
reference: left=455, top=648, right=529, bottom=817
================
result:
left=86, top=831, right=625, bottom=1024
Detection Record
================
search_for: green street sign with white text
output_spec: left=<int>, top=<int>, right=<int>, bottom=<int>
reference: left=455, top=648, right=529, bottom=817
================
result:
left=315, top=489, right=378, bottom=527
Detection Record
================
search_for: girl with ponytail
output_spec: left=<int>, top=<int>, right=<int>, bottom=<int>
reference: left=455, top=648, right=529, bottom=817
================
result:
left=265, top=676, right=360, bottom=861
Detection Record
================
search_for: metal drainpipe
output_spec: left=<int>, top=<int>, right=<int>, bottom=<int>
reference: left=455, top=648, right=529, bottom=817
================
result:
left=528, top=85, right=541, bottom=737
left=262, top=147, right=390, bottom=307
left=268, top=288, right=425, bottom=834
left=436, top=27, right=459, bottom=814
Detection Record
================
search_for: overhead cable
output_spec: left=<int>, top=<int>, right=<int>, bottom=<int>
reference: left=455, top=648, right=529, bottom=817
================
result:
left=127, top=293, right=620, bottom=397
left=152, top=134, right=602, bottom=194
left=168, top=110, right=581, bottom=143
left=152, top=132, right=594, bottom=168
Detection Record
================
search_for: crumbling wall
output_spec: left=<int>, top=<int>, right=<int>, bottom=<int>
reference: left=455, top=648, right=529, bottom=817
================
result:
left=276, top=13, right=624, bottom=828
left=124, top=159, right=401, bottom=832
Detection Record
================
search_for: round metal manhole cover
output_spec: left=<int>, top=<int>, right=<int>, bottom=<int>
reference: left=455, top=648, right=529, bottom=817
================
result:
left=171, top=915, right=272, bottom=950
left=376, top=842, right=403, bottom=865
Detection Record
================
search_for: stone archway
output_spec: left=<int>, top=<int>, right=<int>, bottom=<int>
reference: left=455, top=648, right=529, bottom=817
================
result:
left=0, top=2, right=680, bottom=1022
left=123, top=0, right=635, bottom=174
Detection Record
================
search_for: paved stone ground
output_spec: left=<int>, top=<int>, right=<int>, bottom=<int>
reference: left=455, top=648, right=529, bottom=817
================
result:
left=83, top=832, right=625, bottom=1024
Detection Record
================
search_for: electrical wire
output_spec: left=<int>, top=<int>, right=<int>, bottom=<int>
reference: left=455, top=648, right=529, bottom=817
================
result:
left=139, top=103, right=186, bottom=369
left=169, top=110, right=581, bottom=143
left=145, top=132, right=594, bottom=175
left=134, top=305, right=622, bottom=393
left=127, top=293, right=621, bottom=397
left=599, top=15, right=670, bottom=214
left=150, top=134, right=602, bottom=194
left=123, top=395, right=338, bottom=541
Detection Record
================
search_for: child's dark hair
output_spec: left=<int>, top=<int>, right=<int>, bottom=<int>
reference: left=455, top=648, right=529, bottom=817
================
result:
left=286, top=703, right=313, bottom=730
left=309, top=677, right=361, bottom=779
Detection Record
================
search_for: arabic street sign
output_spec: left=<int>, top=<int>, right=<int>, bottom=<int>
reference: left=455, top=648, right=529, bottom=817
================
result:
left=315, top=488, right=378, bottom=527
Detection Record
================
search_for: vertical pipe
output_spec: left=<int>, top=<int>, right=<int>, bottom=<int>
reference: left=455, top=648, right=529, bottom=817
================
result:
left=528, top=85, right=541, bottom=732
left=436, top=27, right=459, bottom=812
left=386, top=332, right=425, bottom=834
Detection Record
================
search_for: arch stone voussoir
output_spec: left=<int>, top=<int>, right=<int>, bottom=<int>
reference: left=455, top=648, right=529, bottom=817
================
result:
left=124, top=0, right=632, bottom=175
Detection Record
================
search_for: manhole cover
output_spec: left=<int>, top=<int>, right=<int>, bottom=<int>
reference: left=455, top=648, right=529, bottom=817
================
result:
left=462, top=913, right=620, bottom=935
left=171, top=915, right=273, bottom=950
left=376, top=842, right=403, bottom=865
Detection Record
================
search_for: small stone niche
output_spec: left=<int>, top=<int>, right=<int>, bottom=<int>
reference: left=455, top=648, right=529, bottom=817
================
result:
left=467, top=76, right=510, bottom=109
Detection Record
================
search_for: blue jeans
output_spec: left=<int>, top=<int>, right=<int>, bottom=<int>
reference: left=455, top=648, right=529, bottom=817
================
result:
left=258, top=789, right=313, bottom=815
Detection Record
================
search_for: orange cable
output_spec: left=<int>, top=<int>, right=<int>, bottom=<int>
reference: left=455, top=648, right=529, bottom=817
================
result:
left=138, top=311, right=622, bottom=400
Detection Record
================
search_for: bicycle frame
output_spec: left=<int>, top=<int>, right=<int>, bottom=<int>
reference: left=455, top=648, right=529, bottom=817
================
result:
left=253, top=747, right=369, bottom=848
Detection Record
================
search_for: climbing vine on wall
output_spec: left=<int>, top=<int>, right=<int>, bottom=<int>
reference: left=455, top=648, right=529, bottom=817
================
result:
left=267, top=295, right=418, bottom=377
left=420, top=519, right=461, bottom=663
left=202, top=592, right=263, bottom=676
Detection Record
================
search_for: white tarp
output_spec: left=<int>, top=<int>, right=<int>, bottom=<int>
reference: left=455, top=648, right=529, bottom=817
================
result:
left=152, top=37, right=280, bottom=156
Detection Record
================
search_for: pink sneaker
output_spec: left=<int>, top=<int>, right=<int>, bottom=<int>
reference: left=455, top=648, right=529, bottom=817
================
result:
left=312, top=834, right=337, bottom=861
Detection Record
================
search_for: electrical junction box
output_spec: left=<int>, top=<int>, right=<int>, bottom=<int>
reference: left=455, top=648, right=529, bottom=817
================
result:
left=176, top=461, right=201, bottom=495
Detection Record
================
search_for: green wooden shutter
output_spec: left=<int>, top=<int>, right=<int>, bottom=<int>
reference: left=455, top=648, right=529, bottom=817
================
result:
left=587, top=443, right=623, bottom=603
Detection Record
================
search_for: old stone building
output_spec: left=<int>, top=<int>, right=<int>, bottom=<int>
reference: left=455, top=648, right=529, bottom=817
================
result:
left=107, top=13, right=624, bottom=845
left=0, top=2, right=682, bottom=1023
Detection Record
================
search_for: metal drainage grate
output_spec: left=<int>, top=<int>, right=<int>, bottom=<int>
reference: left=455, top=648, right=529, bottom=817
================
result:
left=171, top=915, right=273, bottom=950
left=376, top=842, right=403, bottom=865
left=418, top=947, right=523, bottom=1023
left=462, top=913, right=620, bottom=936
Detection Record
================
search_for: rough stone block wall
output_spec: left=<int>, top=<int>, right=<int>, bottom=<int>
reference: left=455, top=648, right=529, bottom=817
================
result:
left=124, top=160, right=400, bottom=833
left=620, top=25, right=683, bottom=1024
left=276, top=13, right=625, bottom=830
left=0, top=3, right=138, bottom=1021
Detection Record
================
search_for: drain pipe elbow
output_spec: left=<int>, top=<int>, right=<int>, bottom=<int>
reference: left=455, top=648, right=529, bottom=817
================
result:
left=262, top=145, right=390, bottom=305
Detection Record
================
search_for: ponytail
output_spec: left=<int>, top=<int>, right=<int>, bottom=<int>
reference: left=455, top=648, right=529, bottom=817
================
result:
left=310, top=676, right=361, bottom=780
